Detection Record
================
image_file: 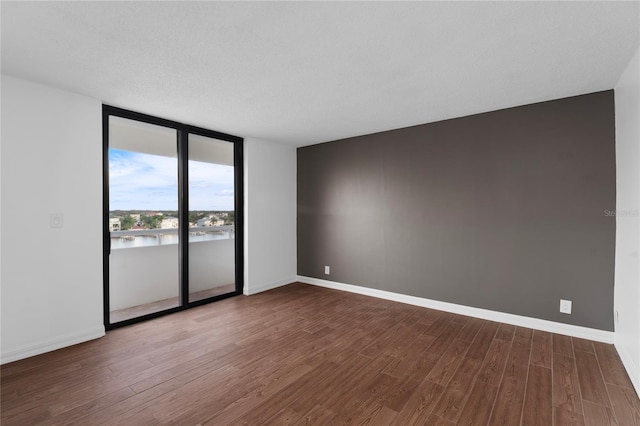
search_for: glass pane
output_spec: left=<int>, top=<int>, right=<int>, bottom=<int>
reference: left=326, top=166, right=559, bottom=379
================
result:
left=108, top=116, right=180, bottom=323
left=188, top=134, right=236, bottom=302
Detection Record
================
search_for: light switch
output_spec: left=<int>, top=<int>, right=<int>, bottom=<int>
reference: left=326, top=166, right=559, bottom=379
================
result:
left=50, top=213, right=64, bottom=228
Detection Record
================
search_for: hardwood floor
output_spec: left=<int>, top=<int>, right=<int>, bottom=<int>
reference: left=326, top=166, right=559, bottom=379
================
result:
left=1, top=283, right=638, bottom=425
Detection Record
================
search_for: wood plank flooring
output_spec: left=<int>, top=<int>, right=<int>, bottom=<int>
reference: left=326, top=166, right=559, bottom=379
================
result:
left=1, top=283, right=638, bottom=425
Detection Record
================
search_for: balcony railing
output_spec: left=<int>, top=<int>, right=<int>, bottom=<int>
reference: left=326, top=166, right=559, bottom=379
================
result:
left=110, top=225, right=235, bottom=249
left=109, top=225, right=236, bottom=312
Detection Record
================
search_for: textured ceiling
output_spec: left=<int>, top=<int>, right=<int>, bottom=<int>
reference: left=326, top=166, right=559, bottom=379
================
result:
left=1, top=1, right=638, bottom=146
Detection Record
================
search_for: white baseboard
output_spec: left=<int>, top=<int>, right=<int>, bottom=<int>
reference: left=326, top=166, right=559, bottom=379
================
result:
left=1, top=326, right=105, bottom=365
left=245, top=277, right=295, bottom=296
left=297, top=275, right=614, bottom=344
left=615, top=342, right=640, bottom=396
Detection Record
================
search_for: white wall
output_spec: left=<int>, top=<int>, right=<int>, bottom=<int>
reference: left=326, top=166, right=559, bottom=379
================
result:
left=1, top=75, right=104, bottom=363
left=244, top=138, right=297, bottom=295
left=0, top=76, right=298, bottom=363
left=614, top=47, right=640, bottom=395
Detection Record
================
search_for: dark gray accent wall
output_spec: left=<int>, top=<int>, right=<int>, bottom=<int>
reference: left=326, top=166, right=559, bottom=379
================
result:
left=297, top=91, right=616, bottom=331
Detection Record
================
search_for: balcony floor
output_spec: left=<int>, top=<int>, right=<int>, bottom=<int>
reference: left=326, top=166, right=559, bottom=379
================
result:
left=110, top=284, right=236, bottom=323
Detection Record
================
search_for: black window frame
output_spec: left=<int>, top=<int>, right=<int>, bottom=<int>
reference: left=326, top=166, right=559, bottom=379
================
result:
left=102, top=105, right=244, bottom=330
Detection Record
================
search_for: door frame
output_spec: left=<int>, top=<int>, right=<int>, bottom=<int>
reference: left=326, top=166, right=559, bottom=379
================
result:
left=102, top=105, right=244, bottom=330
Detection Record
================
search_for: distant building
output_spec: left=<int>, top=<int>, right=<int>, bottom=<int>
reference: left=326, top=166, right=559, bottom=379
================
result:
left=109, top=218, right=121, bottom=232
left=161, top=217, right=179, bottom=229
left=197, top=218, right=211, bottom=227
left=129, top=214, right=142, bottom=226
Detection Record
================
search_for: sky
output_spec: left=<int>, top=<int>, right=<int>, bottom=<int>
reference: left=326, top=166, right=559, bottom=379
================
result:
left=109, top=149, right=234, bottom=211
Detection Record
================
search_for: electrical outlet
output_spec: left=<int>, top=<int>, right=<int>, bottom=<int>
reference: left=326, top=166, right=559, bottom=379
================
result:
left=50, top=213, right=64, bottom=228
left=324, top=265, right=330, bottom=275
left=559, top=299, right=572, bottom=314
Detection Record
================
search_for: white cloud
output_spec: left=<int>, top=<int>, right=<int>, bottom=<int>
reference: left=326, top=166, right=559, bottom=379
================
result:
left=109, top=150, right=235, bottom=211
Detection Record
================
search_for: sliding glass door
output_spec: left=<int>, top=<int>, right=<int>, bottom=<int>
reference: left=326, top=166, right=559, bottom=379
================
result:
left=187, top=134, right=237, bottom=303
left=103, top=106, right=243, bottom=329
left=107, top=117, right=180, bottom=323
